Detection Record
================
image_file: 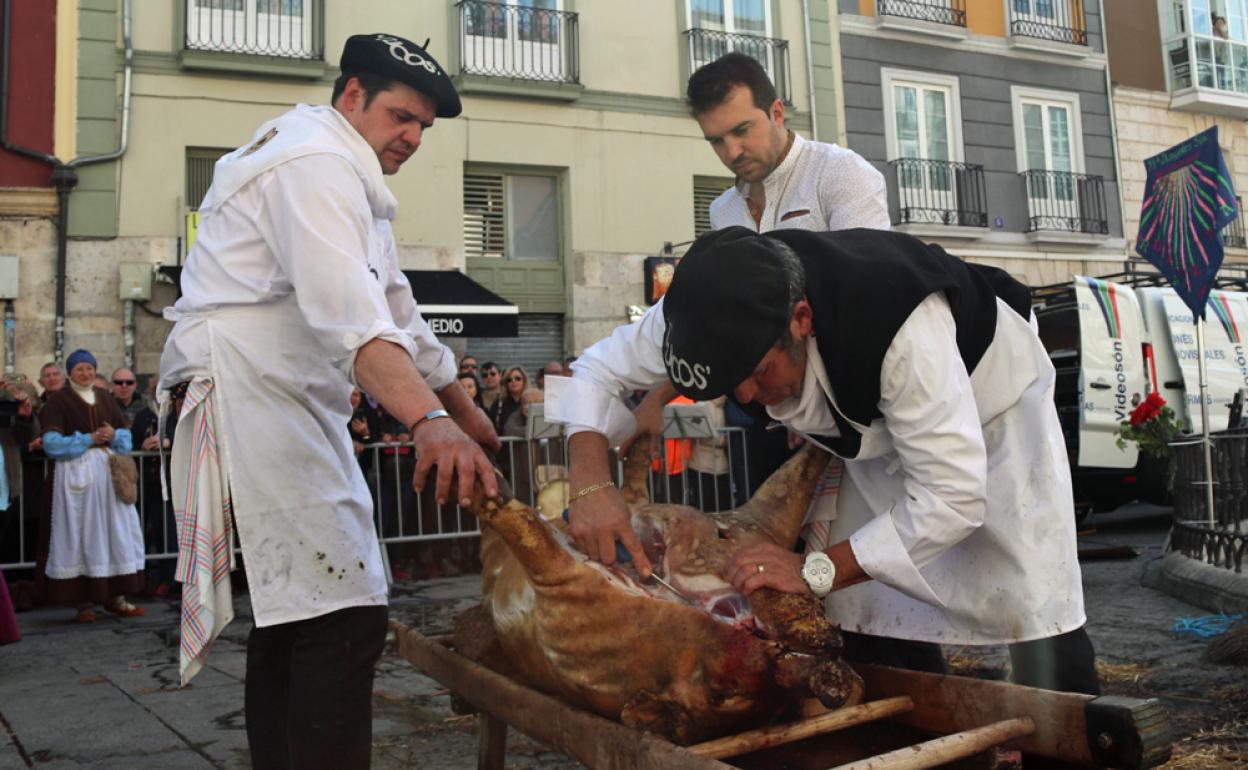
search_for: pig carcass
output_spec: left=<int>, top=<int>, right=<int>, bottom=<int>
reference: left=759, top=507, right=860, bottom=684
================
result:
left=455, top=444, right=863, bottom=745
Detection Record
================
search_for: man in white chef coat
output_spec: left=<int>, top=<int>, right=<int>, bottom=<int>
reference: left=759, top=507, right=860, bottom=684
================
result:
left=159, top=33, right=499, bottom=769
left=549, top=226, right=1100, bottom=695
left=691, top=52, right=889, bottom=235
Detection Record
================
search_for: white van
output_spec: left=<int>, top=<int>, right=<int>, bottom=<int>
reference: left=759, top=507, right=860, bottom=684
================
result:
left=1033, top=271, right=1248, bottom=516
left=1136, top=286, right=1248, bottom=433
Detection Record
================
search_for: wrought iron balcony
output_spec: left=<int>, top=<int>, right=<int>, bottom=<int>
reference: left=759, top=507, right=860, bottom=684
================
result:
left=184, top=0, right=321, bottom=59
left=877, top=0, right=966, bottom=28
left=1008, top=0, right=1087, bottom=46
left=1225, top=198, right=1246, bottom=248
left=456, top=0, right=580, bottom=84
left=684, top=28, right=791, bottom=104
left=888, top=159, right=987, bottom=227
left=1020, top=170, right=1108, bottom=234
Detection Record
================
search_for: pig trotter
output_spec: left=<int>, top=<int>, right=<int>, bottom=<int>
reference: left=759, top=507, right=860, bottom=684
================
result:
left=620, top=690, right=696, bottom=745
left=809, top=659, right=864, bottom=710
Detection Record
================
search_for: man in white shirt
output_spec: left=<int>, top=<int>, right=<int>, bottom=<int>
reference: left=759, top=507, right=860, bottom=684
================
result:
left=550, top=227, right=1099, bottom=695
left=159, top=33, right=500, bottom=769
left=689, top=52, right=890, bottom=234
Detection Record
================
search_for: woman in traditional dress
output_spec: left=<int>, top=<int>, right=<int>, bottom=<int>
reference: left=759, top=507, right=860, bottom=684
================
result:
left=40, top=349, right=146, bottom=623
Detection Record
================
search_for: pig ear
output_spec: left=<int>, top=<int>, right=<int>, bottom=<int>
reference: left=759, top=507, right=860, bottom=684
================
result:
left=731, top=444, right=831, bottom=548
left=619, top=441, right=651, bottom=505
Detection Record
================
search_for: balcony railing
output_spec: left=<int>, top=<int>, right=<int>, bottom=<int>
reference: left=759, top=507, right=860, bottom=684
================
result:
left=1166, top=36, right=1248, bottom=94
left=888, top=158, right=987, bottom=227
left=456, top=0, right=580, bottom=84
left=684, top=28, right=791, bottom=104
left=1008, top=0, right=1087, bottom=46
left=1225, top=197, right=1246, bottom=248
left=1020, top=170, right=1109, bottom=234
left=877, top=0, right=967, bottom=27
left=184, top=0, right=320, bottom=59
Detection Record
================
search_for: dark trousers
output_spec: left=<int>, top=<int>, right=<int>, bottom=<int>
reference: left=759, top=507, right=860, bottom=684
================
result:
left=245, top=605, right=389, bottom=770
left=843, top=625, right=1101, bottom=695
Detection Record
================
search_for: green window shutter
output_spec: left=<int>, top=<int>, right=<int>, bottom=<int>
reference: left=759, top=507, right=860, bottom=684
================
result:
left=693, top=176, right=734, bottom=237
left=464, top=172, right=507, bottom=258
left=185, top=147, right=230, bottom=210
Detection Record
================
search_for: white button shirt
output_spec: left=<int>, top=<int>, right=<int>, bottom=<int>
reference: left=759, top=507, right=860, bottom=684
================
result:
left=709, top=133, right=891, bottom=233
left=547, top=293, right=1086, bottom=645
left=161, top=105, right=457, bottom=627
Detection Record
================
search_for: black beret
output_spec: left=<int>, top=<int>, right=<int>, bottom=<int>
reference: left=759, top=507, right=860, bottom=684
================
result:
left=662, top=227, right=793, bottom=401
left=340, top=33, right=462, bottom=118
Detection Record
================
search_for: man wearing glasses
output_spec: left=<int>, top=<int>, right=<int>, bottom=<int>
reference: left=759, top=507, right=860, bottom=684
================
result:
left=110, top=367, right=153, bottom=429
left=479, top=361, right=502, bottom=409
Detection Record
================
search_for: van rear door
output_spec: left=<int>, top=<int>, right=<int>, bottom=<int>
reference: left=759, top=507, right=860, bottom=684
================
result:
left=1074, top=276, right=1147, bottom=468
left=1142, top=287, right=1248, bottom=432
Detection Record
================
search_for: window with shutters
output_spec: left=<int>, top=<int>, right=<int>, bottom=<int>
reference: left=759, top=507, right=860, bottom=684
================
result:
left=693, top=176, right=734, bottom=237
left=185, top=147, right=230, bottom=209
left=463, top=170, right=560, bottom=260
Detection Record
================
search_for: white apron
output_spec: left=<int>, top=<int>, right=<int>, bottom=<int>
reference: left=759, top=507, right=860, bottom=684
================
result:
left=161, top=294, right=387, bottom=628
left=45, top=448, right=145, bottom=580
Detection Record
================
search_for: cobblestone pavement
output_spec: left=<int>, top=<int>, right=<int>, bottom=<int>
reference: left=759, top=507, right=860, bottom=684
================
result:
left=1, top=506, right=1243, bottom=768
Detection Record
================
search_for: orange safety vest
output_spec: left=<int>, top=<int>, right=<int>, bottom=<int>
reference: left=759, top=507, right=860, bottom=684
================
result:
left=653, top=396, right=694, bottom=476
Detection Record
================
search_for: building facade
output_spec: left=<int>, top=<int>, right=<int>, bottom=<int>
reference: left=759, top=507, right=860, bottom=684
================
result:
left=3, top=0, right=847, bottom=381
left=1104, top=0, right=1248, bottom=260
left=835, top=0, right=1130, bottom=285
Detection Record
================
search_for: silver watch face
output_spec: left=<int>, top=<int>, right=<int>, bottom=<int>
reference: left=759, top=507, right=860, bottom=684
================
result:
left=804, top=555, right=834, bottom=591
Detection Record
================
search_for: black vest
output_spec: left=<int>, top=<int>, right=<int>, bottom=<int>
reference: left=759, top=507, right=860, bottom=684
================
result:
left=765, top=229, right=1032, bottom=458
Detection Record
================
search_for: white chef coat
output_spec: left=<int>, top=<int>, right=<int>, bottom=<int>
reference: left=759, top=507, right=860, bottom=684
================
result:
left=160, top=104, right=457, bottom=628
left=708, top=133, right=891, bottom=233
left=547, top=292, right=1086, bottom=645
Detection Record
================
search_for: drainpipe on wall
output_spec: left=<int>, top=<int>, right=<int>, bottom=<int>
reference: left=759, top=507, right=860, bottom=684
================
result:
left=122, top=298, right=134, bottom=370
left=801, top=0, right=819, bottom=140
left=1097, top=0, right=1130, bottom=258
left=1, top=0, right=133, bottom=364
left=3, top=300, right=15, bottom=376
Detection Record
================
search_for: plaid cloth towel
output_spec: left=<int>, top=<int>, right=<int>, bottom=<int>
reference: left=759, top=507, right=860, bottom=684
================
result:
left=166, top=379, right=235, bottom=685
left=802, top=456, right=844, bottom=554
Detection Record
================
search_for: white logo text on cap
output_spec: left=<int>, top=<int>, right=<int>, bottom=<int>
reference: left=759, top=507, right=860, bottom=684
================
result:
left=663, top=326, right=711, bottom=391
left=374, top=34, right=437, bottom=74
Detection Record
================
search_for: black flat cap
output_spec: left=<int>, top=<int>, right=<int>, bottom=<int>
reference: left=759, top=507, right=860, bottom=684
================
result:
left=662, top=227, right=793, bottom=401
left=340, top=33, right=462, bottom=118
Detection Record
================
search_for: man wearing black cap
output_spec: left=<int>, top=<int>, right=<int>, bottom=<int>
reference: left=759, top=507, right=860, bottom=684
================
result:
left=160, top=33, right=499, bottom=769
left=547, top=227, right=1099, bottom=696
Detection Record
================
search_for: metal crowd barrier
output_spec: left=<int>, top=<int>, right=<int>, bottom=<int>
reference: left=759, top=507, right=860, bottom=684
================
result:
left=1170, top=430, right=1248, bottom=573
left=0, top=427, right=753, bottom=574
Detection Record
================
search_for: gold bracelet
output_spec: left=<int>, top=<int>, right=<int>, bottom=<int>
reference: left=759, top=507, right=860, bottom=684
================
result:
left=572, top=480, right=615, bottom=501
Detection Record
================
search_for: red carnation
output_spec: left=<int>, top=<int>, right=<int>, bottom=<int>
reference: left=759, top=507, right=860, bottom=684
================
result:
left=1129, top=392, right=1167, bottom=427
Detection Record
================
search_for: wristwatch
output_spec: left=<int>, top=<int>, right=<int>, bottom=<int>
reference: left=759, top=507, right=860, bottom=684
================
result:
left=801, top=551, right=836, bottom=598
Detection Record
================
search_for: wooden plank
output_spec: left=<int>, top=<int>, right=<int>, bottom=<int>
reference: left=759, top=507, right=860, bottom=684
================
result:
left=392, top=622, right=735, bottom=770
left=478, top=713, right=507, bottom=770
left=829, top=717, right=1036, bottom=770
left=689, top=696, right=914, bottom=760
left=857, top=664, right=1095, bottom=765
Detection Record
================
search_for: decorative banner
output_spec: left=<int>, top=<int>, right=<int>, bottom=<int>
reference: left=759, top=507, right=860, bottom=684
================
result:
left=1136, top=125, right=1240, bottom=320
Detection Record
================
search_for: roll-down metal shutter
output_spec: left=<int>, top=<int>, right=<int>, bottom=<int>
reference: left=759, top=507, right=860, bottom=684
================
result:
left=468, top=313, right=564, bottom=380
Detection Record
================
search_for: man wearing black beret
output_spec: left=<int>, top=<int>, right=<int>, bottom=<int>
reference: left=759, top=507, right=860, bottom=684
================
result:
left=160, top=32, right=499, bottom=770
left=547, top=226, right=1100, bottom=696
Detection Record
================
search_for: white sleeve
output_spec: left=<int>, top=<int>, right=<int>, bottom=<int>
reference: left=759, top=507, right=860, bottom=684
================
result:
left=822, top=151, right=891, bottom=232
left=545, top=301, right=670, bottom=447
left=379, top=228, right=458, bottom=391
left=257, top=155, right=415, bottom=384
left=848, top=293, right=987, bottom=603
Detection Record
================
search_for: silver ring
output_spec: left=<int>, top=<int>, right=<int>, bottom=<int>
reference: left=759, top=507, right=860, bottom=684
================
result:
left=757, top=564, right=765, bottom=574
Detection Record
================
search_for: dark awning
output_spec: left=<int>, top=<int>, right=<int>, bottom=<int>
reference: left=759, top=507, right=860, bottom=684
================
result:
left=402, top=270, right=518, bottom=338
left=156, top=266, right=518, bottom=338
